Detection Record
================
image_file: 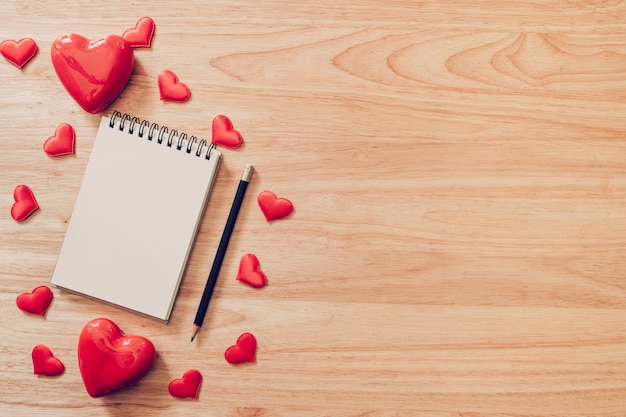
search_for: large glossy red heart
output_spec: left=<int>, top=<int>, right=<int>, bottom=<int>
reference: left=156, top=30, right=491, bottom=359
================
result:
left=257, top=190, right=294, bottom=222
left=168, top=369, right=202, bottom=399
left=51, top=33, right=134, bottom=114
left=78, top=318, right=156, bottom=398
left=11, top=184, right=39, bottom=222
left=0, top=38, right=38, bottom=68
left=43, top=123, right=75, bottom=156
left=237, top=253, right=267, bottom=289
left=224, top=332, right=257, bottom=364
left=211, top=115, right=243, bottom=148
left=16, top=285, right=53, bottom=316
left=158, top=69, right=191, bottom=102
left=122, top=16, right=155, bottom=48
left=32, top=344, right=65, bottom=376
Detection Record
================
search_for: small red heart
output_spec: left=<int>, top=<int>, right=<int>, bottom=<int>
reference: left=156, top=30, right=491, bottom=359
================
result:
left=158, top=69, right=191, bottom=102
left=16, top=285, right=53, bottom=316
left=122, top=17, right=155, bottom=48
left=257, top=190, right=293, bottom=222
left=51, top=33, right=134, bottom=114
left=32, top=344, right=65, bottom=376
left=224, top=332, right=257, bottom=364
left=0, top=38, right=38, bottom=68
left=78, top=318, right=156, bottom=398
left=211, top=115, right=243, bottom=148
left=168, top=369, right=202, bottom=399
left=11, top=184, right=39, bottom=222
left=43, top=123, right=75, bottom=156
left=237, top=254, right=267, bottom=289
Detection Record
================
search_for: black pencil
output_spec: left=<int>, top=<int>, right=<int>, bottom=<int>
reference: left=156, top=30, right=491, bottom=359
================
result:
left=191, top=163, right=253, bottom=341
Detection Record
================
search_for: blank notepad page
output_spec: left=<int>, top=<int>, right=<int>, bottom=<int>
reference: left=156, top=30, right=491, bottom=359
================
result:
left=51, top=113, right=221, bottom=321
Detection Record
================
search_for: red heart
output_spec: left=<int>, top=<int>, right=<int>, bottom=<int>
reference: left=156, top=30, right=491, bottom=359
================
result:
left=78, top=318, right=156, bottom=398
left=122, top=17, right=155, bottom=48
left=32, top=344, right=65, bottom=376
left=51, top=33, right=134, bottom=114
left=168, top=369, right=202, bottom=399
left=224, top=333, right=257, bottom=364
left=211, top=115, right=243, bottom=148
left=257, top=190, right=294, bottom=222
left=11, top=184, right=39, bottom=222
left=158, top=69, right=191, bottom=102
left=237, top=254, right=267, bottom=289
left=43, top=123, right=75, bottom=156
left=0, top=38, right=38, bottom=68
left=16, top=285, right=53, bottom=316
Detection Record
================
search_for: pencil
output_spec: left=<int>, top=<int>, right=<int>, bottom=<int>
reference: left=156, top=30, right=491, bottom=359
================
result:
left=191, top=163, right=253, bottom=341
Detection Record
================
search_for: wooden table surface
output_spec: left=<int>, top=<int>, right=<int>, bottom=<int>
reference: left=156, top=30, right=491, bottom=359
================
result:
left=2, top=1, right=626, bottom=416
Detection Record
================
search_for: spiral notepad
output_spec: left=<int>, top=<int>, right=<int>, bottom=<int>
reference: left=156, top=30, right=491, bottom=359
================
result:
left=51, top=111, right=221, bottom=321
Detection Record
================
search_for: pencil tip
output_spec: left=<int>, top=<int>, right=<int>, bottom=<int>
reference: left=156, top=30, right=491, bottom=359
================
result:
left=190, top=336, right=195, bottom=342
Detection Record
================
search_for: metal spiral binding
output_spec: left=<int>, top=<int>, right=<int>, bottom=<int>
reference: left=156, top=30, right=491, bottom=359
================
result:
left=108, top=110, right=215, bottom=159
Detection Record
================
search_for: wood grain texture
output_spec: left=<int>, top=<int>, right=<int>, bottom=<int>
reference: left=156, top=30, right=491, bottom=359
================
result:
left=1, top=0, right=626, bottom=415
